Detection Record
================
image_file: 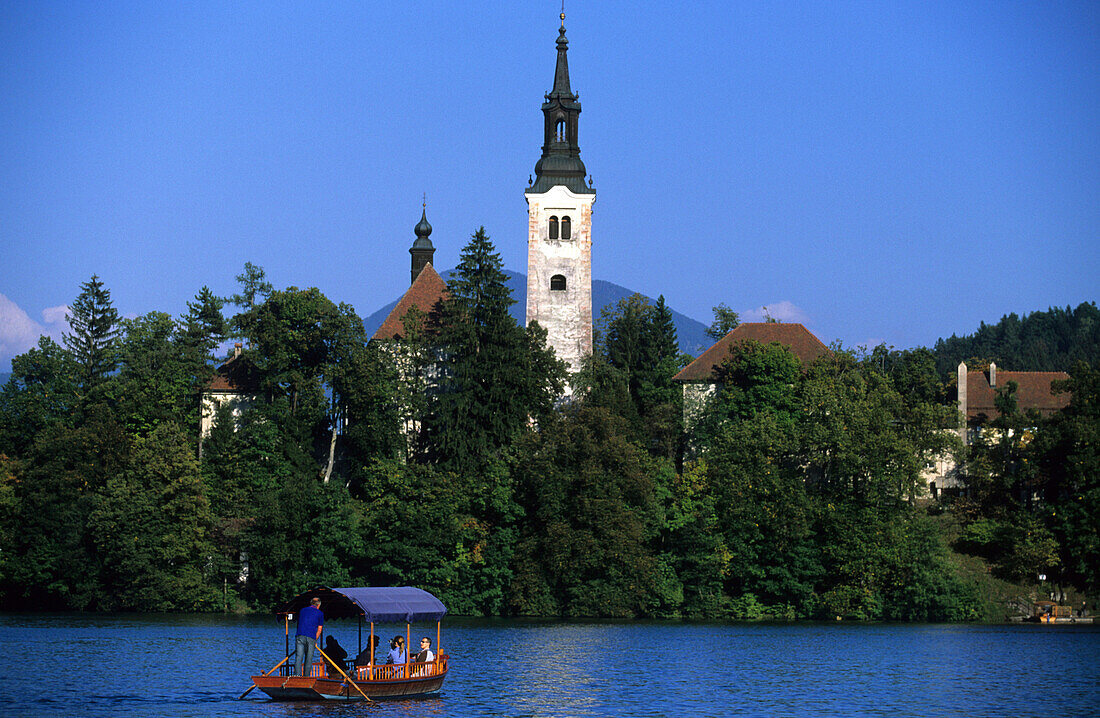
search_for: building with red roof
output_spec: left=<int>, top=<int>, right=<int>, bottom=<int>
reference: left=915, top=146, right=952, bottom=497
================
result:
left=674, top=322, right=831, bottom=434
left=200, top=342, right=260, bottom=438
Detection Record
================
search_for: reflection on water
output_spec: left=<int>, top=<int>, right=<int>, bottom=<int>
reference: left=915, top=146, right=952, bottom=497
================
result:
left=3, top=615, right=1099, bottom=717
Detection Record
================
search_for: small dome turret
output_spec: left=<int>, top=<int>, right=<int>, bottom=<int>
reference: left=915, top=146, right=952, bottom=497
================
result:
left=409, top=200, right=436, bottom=285
left=413, top=207, right=433, bottom=248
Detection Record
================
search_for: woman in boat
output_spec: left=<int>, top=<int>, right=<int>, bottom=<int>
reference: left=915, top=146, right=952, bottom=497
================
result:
left=386, top=635, right=407, bottom=677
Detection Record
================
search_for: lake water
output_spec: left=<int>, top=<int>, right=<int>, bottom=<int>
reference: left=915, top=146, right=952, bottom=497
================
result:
left=3, top=614, right=1098, bottom=717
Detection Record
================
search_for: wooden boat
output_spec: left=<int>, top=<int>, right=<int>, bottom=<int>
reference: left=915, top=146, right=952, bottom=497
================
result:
left=246, top=585, right=449, bottom=701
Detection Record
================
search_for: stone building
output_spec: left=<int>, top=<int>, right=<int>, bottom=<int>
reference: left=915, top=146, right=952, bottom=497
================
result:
left=956, top=361, right=1071, bottom=428
left=524, top=14, right=596, bottom=379
left=371, top=208, right=449, bottom=459
left=199, top=342, right=259, bottom=456
left=923, top=362, right=1071, bottom=497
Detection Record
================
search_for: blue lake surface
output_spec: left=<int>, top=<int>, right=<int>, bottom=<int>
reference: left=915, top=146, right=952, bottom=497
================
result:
left=3, top=614, right=1099, bottom=717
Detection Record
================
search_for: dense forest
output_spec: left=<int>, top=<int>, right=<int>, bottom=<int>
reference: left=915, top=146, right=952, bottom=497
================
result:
left=1, top=231, right=1097, bottom=619
left=932, top=302, right=1100, bottom=375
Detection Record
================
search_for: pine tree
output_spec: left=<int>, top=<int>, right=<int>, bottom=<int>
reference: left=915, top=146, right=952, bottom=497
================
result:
left=423, top=227, right=564, bottom=469
left=598, top=294, right=685, bottom=455
left=178, top=286, right=227, bottom=367
left=63, top=275, right=120, bottom=395
left=228, top=262, right=273, bottom=313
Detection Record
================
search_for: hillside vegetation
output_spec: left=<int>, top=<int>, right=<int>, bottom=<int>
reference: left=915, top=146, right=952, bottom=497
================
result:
left=0, top=245, right=1096, bottom=619
left=932, top=302, right=1100, bottom=375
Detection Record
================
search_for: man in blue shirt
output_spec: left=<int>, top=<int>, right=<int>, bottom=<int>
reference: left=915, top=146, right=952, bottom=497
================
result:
left=294, top=597, right=324, bottom=677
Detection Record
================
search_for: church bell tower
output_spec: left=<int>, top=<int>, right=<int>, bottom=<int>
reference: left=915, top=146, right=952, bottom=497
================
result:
left=524, top=11, right=595, bottom=377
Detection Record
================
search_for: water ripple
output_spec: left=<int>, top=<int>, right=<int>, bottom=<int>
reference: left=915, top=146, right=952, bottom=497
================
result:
left=3, top=616, right=1098, bottom=717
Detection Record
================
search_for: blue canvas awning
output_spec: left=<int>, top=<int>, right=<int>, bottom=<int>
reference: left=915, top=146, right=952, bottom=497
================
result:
left=274, top=586, right=447, bottom=623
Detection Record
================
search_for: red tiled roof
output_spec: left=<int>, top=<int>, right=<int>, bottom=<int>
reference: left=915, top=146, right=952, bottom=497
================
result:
left=207, top=351, right=260, bottom=393
left=372, top=264, right=449, bottom=340
left=673, top=323, right=831, bottom=382
left=963, top=370, right=1071, bottom=419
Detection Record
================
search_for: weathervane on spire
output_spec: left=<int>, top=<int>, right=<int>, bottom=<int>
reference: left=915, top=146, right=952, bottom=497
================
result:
left=560, top=0, right=565, bottom=28
left=422, top=192, right=426, bottom=210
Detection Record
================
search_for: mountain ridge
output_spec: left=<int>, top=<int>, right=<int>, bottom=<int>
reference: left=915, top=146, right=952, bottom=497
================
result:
left=363, top=269, right=713, bottom=358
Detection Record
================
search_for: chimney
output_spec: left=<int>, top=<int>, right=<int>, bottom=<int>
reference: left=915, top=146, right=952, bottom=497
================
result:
left=233, top=342, right=242, bottom=359
left=957, top=362, right=968, bottom=442
left=989, top=362, right=996, bottom=388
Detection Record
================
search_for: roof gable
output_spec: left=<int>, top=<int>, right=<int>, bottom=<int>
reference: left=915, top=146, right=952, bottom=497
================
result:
left=207, top=349, right=260, bottom=393
left=372, top=264, right=449, bottom=340
left=673, top=323, right=831, bottom=382
left=964, top=369, right=1071, bottom=419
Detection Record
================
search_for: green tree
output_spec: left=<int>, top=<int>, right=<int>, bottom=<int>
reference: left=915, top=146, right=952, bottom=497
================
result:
left=662, top=459, right=731, bottom=617
left=228, top=262, right=273, bottom=315
left=110, top=312, right=192, bottom=436
left=705, top=302, right=740, bottom=341
left=243, top=473, right=361, bottom=608
left=3, top=406, right=130, bottom=609
left=89, top=422, right=219, bottom=610
left=707, top=412, right=821, bottom=617
left=355, top=457, right=518, bottom=616
left=1036, top=361, right=1100, bottom=592
left=510, top=405, right=671, bottom=617
left=693, top=340, right=802, bottom=449
left=423, top=227, right=565, bottom=470
left=63, top=274, right=120, bottom=397
left=0, top=337, right=78, bottom=456
left=597, top=294, right=686, bottom=456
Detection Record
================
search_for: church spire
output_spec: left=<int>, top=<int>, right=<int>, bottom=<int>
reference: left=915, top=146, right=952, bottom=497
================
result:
left=550, top=11, right=572, bottom=99
left=527, top=12, right=594, bottom=195
left=410, top=196, right=435, bottom=285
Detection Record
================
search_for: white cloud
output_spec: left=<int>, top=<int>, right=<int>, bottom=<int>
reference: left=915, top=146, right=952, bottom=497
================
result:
left=42, top=305, right=71, bottom=325
left=0, top=294, right=70, bottom=370
left=740, top=301, right=811, bottom=325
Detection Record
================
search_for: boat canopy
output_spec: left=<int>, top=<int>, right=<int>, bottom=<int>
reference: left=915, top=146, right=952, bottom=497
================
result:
left=274, top=586, right=448, bottom=623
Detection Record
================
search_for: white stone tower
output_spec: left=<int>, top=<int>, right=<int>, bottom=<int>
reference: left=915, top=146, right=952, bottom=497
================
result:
left=524, top=12, right=595, bottom=376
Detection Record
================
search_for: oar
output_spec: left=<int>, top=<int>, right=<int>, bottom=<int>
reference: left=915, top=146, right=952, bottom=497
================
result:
left=316, top=646, right=372, bottom=702
left=237, top=654, right=290, bottom=700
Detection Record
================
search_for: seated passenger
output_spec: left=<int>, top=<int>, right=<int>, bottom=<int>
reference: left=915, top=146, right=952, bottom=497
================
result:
left=413, top=637, right=435, bottom=676
left=386, top=636, right=406, bottom=678
left=322, top=636, right=347, bottom=677
left=354, top=635, right=380, bottom=666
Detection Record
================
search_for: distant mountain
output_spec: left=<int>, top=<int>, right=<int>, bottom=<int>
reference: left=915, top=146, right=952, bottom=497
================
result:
left=363, top=269, right=712, bottom=358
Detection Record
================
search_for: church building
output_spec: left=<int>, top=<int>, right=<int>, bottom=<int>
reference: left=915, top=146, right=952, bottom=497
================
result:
left=524, top=13, right=596, bottom=376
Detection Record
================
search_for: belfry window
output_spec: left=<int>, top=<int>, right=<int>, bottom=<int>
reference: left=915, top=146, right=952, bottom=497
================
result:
left=561, top=216, right=572, bottom=240
left=548, top=216, right=559, bottom=239
left=550, top=274, right=567, bottom=291
left=556, top=119, right=566, bottom=142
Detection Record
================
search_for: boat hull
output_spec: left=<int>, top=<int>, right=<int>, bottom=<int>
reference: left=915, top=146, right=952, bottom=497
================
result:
left=250, top=670, right=447, bottom=701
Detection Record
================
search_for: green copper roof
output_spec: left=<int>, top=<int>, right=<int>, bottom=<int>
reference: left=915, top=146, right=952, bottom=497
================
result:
left=527, top=16, right=594, bottom=196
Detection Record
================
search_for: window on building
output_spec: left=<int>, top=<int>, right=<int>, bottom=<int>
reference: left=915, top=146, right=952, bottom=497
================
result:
left=551, top=274, right=567, bottom=291
left=561, top=215, right=571, bottom=239
left=556, top=119, right=566, bottom=142
left=548, top=215, right=559, bottom=239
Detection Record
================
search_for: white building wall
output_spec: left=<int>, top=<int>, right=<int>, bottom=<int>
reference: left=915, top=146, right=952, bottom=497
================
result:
left=525, top=184, right=594, bottom=378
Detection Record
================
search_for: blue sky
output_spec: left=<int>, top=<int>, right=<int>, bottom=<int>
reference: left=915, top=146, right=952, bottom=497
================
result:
left=2, top=1, right=1097, bottom=371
